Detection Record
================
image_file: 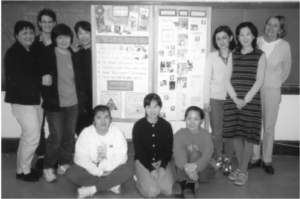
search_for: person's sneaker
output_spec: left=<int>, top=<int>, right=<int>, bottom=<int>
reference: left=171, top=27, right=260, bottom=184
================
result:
left=35, top=158, right=44, bottom=172
left=57, top=164, right=70, bottom=175
left=16, top=172, right=39, bottom=182
left=222, top=159, right=232, bottom=175
left=78, top=186, right=97, bottom=199
left=110, top=185, right=121, bottom=194
left=43, top=168, right=57, bottom=183
left=215, top=158, right=223, bottom=171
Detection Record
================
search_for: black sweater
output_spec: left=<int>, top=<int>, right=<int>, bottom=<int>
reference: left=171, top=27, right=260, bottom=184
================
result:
left=132, top=117, right=173, bottom=172
left=4, top=42, right=41, bottom=105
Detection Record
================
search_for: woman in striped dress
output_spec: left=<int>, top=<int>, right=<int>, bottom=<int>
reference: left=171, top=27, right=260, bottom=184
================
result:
left=223, top=22, right=266, bottom=186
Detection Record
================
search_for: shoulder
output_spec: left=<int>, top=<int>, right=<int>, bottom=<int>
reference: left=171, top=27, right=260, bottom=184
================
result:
left=278, top=39, right=291, bottom=49
left=78, top=125, right=96, bottom=140
left=200, top=128, right=212, bottom=138
left=158, top=117, right=171, bottom=126
left=133, top=117, right=147, bottom=127
left=254, top=48, right=264, bottom=56
left=174, top=128, right=188, bottom=138
left=109, top=124, right=126, bottom=139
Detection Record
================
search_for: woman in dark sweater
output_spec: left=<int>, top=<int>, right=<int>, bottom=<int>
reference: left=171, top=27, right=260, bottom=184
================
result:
left=132, top=93, right=175, bottom=198
left=41, top=24, right=84, bottom=183
left=73, top=21, right=93, bottom=135
left=4, top=21, right=50, bottom=182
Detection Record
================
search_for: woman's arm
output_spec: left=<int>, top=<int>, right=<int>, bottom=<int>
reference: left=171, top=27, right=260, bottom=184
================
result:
left=203, top=53, right=213, bottom=105
left=281, top=43, right=292, bottom=84
left=161, top=122, right=173, bottom=169
left=195, top=131, right=214, bottom=172
left=173, top=131, right=188, bottom=169
left=244, top=53, right=267, bottom=103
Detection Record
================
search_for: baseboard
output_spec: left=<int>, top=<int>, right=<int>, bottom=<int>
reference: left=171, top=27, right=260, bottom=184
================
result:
left=2, top=138, right=299, bottom=156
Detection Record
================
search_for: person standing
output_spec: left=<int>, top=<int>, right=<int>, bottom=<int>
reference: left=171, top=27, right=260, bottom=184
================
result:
left=73, top=21, right=93, bottom=135
left=4, top=21, right=51, bottom=182
left=203, top=26, right=236, bottom=174
left=132, top=93, right=175, bottom=198
left=32, top=8, right=57, bottom=172
left=41, top=24, right=84, bottom=183
left=248, top=16, right=291, bottom=175
left=223, top=22, right=266, bottom=186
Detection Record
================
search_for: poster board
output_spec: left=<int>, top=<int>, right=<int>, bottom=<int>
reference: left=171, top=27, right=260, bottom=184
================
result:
left=91, top=4, right=211, bottom=122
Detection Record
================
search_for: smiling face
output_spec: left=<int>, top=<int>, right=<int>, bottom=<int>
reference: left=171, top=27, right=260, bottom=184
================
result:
left=94, top=110, right=111, bottom=133
left=216, top=31, right=232, bottom=50
left=39, top=15, right=56, bottom=34
left=15, top=28, right=35, bottom=50
left=265, top=17, right=281, bottom=39
left=185, top=110, right=203, bottom=133
left=238, top=27, right=255, bottom=48
left=56, top=35, right=71, bottom=50
left=77, top=27, right=91, bottom=48
left=145, top=100, right=161, bottom=121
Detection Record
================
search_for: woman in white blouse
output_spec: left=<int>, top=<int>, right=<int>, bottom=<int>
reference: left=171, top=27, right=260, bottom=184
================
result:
left=66, top=105, right=134, bottom=198
left=248, top=16, right=291, bottom=175
left=203, top=26, right=236, bottom=175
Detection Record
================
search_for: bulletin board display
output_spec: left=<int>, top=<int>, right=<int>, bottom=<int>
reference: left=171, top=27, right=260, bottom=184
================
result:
left=91, top=5, right=211, bottom=122
left=155, top=6, right=211, bottom=121
left=91, top=5, right=153, bottom=121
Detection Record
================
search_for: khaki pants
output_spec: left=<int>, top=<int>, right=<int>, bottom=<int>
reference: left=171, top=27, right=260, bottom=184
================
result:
left=252, top=87, right=281, bottom=163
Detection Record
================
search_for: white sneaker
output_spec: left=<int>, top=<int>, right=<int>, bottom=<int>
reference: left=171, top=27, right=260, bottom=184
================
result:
left=43, top=168, right=57, bottom=183
left=110, top=185, right=121, bottom=194
left=57, top=164, right=70, bottom=174
left=78, top=186, right=97, bottom=199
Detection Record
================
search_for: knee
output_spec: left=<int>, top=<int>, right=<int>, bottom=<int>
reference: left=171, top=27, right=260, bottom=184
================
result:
left=143, top=186, right=160, bottom=198
left=65, top=167, right=76, bottom=183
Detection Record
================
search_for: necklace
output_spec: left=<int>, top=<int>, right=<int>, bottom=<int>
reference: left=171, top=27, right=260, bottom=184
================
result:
left=219, top=50, right=229, bottom=65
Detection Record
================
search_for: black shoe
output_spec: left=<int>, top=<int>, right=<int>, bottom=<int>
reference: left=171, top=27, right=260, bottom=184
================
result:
left=263, top=162, right=275, bottom=175
left=183, top=183, right=195, bottom=198
left=248, top=159, right=262, bottom=169
left=16, top=172, right=39, bottom=182
left=31, top=168, right=42, bottom=177
left=172, top=180, right=186, bottom=196
left=35, top=158, right=44, bottom=172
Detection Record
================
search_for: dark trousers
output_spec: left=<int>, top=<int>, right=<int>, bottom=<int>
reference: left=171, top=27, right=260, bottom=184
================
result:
left=35, top=110, right=46, bottom=156
left=175, top=151, right=215, bottom=184
left=44, top=104, right=79, bottom=168
left=66, top=163, right=134, bottom=192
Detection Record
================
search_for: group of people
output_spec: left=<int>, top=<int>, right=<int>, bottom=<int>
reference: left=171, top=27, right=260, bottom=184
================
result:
left=4, top=6, right=291, bottom=199
left=204, top=16, right=291, bottom=187
left=5, top=8, right=93, bottom=183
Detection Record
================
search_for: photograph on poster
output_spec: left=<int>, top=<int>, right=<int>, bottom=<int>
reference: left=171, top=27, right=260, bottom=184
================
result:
left=160, top=61, right=174, bottom=73
left=177, top=49, right=188, bottom=60
left=177, top=63, right=188, bottom=75
left=170, top=75, right=174, bottom=80
left=171, top=106, right=175, bottom=111
left=169, top=81, right=176, bottom=90
left=190, top=24, right=198, bottom=31
left=178, top=18, right=188, bottom=30
left=160, top=79, right=167, bottom=86
left=177, top=77, right=187, bottom=88
left=178, top=34, right=188, bottom=47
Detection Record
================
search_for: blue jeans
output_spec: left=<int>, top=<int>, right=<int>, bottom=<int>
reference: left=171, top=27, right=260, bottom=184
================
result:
left=44, top=104, right=79, bottom=168
left=210, top=98, right=234, bottom=160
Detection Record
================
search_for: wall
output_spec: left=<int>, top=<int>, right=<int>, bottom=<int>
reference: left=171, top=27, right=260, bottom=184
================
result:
left=2, top=92, right=299, bottom=141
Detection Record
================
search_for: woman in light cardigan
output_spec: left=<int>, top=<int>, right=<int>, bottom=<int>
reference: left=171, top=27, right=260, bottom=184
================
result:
left=203, top=26, right=236, bottom=174
left=248, top=16, right=291, bottom=175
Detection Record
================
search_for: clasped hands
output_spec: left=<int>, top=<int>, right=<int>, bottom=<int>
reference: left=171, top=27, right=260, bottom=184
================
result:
left=185, top=163, right=198, bottom=181
left=233, top=97, right=247, bottom=109
left=150, top=161, right=166, bottom=182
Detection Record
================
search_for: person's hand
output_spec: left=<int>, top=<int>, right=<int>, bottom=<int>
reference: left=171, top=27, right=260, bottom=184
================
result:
left=233, top=97, right=244, bottom=109
left=97, top=144, right=107, bottom=162
left=150, top=170, right=159, bottom=182
left=185, top=163, right=197, bottom=173
left=237, top=99, right=247, bottom=109
left=187, top=170, right=199, bottom=181
left=158, top=167, right=166, bottom=181
left=204, top=103, right=211, bottom=112
left=42, top=75, right=52, bottom=86
left=152, top=161, right=161, bottom=169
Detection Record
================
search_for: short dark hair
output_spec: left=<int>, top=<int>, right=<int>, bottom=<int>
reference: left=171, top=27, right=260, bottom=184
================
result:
left=212, top=25, right=236, bottom=51
left=184, top=106, right=205, bottom=120
left=93, top=105, right=112, bottom=119
left=264, top=15, right=287, bottom=38
left=37, top=8, right=57, bottom=31
left=74, top=21, right=91, bottom=37
left=144, top=93, right=162, bottom=108
left=14, top=21, right=35, bottom=40
left=51, top=24, right=73, bottom=46
left=235, top=22, right=258, bottom=51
